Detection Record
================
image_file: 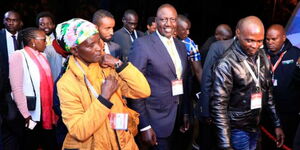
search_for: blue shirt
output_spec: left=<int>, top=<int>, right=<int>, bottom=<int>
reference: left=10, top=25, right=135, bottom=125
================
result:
left=182, top=37, right=201, bottom=61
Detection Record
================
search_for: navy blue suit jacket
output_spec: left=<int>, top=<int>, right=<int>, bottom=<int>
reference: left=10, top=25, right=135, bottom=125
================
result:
left=129, top=32, right=190, bottom=138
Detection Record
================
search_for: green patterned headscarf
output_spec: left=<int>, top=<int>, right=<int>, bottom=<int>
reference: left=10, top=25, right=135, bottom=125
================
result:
left=55, top=18, right=99, bottom=52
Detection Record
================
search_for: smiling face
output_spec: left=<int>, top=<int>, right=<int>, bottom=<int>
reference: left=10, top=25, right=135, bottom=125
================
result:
left=236, top=17, right=265, bottom=56
left=38, top=16, right=55, bottom=35
left=72, top=34, right=104, bottom=65
left=177, top=20, right=190, bottom=40
left=156, top=5, right=177, bottom=38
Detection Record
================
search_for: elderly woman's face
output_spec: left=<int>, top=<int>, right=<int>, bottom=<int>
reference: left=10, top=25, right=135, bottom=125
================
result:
left=76, top=34, right=104, bottom=65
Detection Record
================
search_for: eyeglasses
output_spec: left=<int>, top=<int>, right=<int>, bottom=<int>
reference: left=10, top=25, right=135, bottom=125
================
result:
left=35, top=37, right=46, bottom=42
left=158, top=18, right=176, bottom=24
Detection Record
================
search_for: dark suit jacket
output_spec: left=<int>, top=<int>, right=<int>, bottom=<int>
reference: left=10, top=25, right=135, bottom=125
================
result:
left=112, top=27, right=144, bottom=61
left=129, top=33, right=190, bottom=138
left=107, top=41, right=122, bottom=59
left=198, top=39, right=234, bottom=117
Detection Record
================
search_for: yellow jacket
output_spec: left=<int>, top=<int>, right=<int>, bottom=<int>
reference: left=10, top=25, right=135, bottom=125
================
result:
left=57, top=56, right=150, bottom=150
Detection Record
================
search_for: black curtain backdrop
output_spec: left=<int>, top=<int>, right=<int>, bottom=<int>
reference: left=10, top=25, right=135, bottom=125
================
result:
left=0, top=0, right=298, bottom=45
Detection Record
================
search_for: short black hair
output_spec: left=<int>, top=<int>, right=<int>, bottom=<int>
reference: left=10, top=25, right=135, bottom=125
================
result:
left=123, top=9, right=138, bottom=19
left=92, top=9, right=114, bottom=25
left=36, top=11, right=55, bottom=26
left=18, top=27, right=41, bottom=47
left=147, top=17, right=155, bottom=26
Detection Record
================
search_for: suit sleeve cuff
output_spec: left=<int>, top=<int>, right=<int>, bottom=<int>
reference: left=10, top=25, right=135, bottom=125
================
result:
left=140, top=125, right=151, bottom=132
left=116, top=62, right=128, bottom=73
left=97, top=95, right=113, bottom=109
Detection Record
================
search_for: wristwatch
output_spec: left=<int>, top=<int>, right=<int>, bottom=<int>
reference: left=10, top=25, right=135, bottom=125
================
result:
left=114, top=60, right=123, bottom=69
left=296, top=61, right=300, bottom=68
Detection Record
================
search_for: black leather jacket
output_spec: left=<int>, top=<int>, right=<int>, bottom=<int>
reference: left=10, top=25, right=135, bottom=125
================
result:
left=211, top=40, right=281, bottom=149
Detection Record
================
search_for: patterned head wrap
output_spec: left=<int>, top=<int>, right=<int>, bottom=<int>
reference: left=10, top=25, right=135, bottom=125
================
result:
left=55, top=18, right=98, bottom=52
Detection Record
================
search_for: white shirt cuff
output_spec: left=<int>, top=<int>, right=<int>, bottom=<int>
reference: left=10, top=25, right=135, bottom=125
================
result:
left=140, top=125, right=151, bottom=132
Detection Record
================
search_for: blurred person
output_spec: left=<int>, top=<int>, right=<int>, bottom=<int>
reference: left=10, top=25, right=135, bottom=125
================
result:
left=211, top=16, right=284, bottom=150
left=261, top=24, right=300, bottom=149
left=92, top=9, right=121, bottom=58
left=0, top=10, right=23, bottom=150
left=56, top=18, right=150, bottom=149
left=199, top=24, right=232, bottom=66
left=112, top=9, right=144, bottom=61
left=145, top=17, right=157, bottom=35
left=129, top=4, right=191, bottom=150
left=36, top=11, right=64, bottom=81
left=9, top=27, right=58, bottom=150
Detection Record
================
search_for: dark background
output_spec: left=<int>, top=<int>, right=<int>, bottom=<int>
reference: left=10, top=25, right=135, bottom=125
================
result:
left=0, top=0, right=298, bottom=45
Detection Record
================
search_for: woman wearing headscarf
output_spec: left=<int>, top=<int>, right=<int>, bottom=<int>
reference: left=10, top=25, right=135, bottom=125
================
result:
left=9, top=27, right=58, bottom=149
left=56, top=18, right=150, bottom=150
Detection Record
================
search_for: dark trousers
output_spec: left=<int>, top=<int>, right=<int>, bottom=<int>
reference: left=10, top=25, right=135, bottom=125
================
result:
left=24, top=122, right=58, bottom=150
left=198, top=118, right=217, bottom=150
left=294, top=118, right=300, bottom=150
left=1, top=111, right=24, bottom=150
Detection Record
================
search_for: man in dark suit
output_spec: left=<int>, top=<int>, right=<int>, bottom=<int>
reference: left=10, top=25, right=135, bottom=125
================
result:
left=129, top=4, right=190, bottom=150
left=93, top=9, right=121, bottom=58
left=112, top=9, right=143, bottom=61
left=0, top=10, right=23, bottom=150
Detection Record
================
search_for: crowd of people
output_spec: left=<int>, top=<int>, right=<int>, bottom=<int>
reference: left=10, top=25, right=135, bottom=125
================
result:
left=0, top=3, right=299, bottom=150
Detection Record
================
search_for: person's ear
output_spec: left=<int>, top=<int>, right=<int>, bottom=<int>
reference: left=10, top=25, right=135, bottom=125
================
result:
left=122, top=17, right=126, bottom=24
left=282, top=34, right=287, bottom=42
left=70, top=46, right=79, bottom=57
left=235, top=29, right=240, bottom=39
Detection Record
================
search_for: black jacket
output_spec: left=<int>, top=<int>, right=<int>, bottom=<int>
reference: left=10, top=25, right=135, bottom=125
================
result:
left=211, top=39, right=281, bottom=149
left=266, top=39, right=300, bottom=114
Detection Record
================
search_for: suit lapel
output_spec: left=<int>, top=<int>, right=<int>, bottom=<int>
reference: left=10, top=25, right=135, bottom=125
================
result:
left=0, top=29, right=8, bottom=64
left=174, top=39, right=187, bottom=79
left=150, top=33, right=177, bottom=77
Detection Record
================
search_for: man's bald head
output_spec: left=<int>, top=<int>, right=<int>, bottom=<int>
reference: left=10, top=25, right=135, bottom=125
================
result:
left=265, top=24, right=286, bottom=53
left=215, top=24, right=232, bottom=40
left=236, top=16, right=265, bottom=56
left=156, top=4, right=178, bottom=38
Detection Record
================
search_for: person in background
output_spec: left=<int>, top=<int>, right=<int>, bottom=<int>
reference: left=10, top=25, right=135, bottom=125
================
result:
left=56, top=18, right=150, bottom=149
left=10, top=27, right=58, bottom=150
left=211, top=16, right=284, bottom=150
left=0, top=10, right=23, bottom=150
left=145, top=17, right=157, bottom=35
left=36, top=11, right=65, bottom=81
left=261, top=24, right=300, bottom=149
left=92, top=9, right=122, bottom=58
left=112, top=9, right=144, bottom=61
left=199, top=24, right=232, bottom=66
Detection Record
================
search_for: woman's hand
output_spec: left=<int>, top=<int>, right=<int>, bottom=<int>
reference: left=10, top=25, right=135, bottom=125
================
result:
left=25, top=116, right=32, bottom=128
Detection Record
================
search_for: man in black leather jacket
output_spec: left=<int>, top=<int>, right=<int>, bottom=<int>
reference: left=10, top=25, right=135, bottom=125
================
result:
left=211, top=16, right=284, bottom=150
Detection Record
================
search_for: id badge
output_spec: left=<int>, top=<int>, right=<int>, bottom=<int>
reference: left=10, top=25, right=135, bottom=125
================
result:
left=272, top=79, right=278, bottom=86
left=109, top=113, right=128, bottom=130
left=251, top=92, right=262, bottom=109
left=172, top=79, right=183, bottom=96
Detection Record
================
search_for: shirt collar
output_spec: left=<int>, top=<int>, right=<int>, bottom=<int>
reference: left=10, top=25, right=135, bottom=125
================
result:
left=5, top=29, right=18, bottom=37
left=156, top=30, right=174, bottom=43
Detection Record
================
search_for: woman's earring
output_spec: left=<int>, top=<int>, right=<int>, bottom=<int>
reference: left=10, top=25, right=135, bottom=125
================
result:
left=33, top=43, right=35, bottom=47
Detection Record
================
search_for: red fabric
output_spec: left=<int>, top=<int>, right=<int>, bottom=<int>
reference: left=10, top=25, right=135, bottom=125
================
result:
left=24, top=46, right=58, bottom=129
left=52, top=40, right=70, bottom=58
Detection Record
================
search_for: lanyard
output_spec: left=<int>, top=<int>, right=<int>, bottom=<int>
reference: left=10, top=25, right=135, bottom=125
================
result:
left=243, top=57, right=260, bottom=88
left=124, top=28, right=137, bottom=42
left=74, top=59, right=99, bottom=99
left=267, top=51, right=287, bottom=72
